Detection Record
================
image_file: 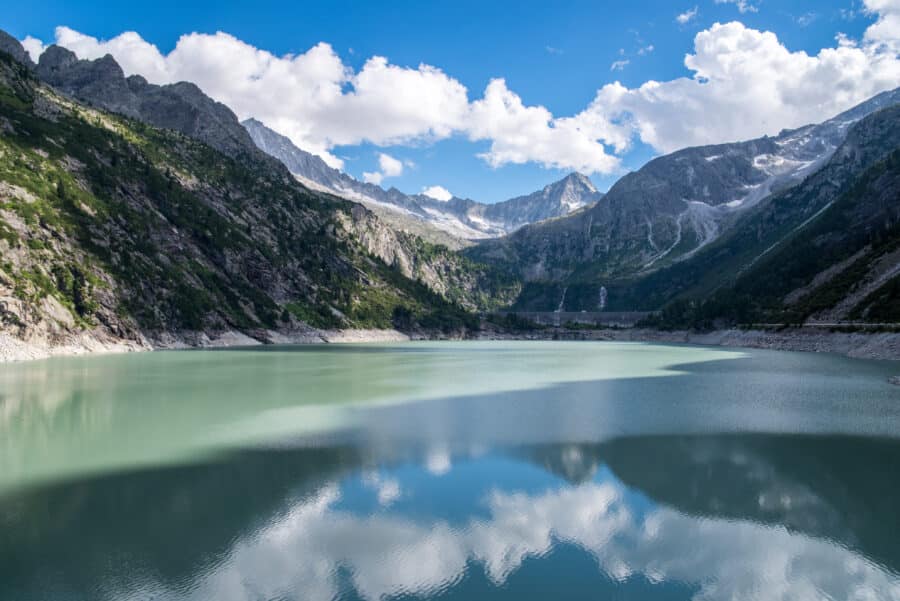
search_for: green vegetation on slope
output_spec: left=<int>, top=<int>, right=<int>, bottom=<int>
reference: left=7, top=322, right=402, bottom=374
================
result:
left=0, top=52, right=479, bottom=340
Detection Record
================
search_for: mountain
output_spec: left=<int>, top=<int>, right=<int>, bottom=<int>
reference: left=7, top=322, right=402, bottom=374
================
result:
left=479, top=98, right=900, bottom=324
left=0, top=35, right=520, bottom=354
left=243, top=117, right=603, bottom=240
left=470, top=88, right=900, bottom=312
left=642, top=113, right=900, bottom=329
left=463, top=172, right=603, bottom=232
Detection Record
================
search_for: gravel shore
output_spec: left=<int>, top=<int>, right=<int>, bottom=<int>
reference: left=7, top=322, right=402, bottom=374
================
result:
left=0, top=327, right=412, bottom=363
left=478, top=327, right=900, bottom=361
left=3, top=326, right=899, bottom=364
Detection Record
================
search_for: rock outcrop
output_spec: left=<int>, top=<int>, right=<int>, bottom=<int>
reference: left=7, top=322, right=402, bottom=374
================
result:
left=35, top=45, right=260, bottom=160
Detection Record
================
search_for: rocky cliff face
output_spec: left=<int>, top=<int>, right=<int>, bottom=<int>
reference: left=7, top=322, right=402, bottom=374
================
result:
left=35, top=45, right=262, bottom=161
left=243, top=117, right=603, bottom=240
left=341, top=206, right=520, bottom=311
left=0, top=30, right=34, bottom=68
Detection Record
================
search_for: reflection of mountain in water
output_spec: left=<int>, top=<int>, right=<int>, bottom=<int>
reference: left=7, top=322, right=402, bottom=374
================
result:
left=521, top=435, right=900, bottom=574
left=4, top=434, right=900, bottom=600
left=0, top=446, right=365, bottom=598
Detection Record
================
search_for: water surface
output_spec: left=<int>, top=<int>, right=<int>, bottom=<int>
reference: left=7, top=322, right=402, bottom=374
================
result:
left=2, top=341, right=899, bottom=600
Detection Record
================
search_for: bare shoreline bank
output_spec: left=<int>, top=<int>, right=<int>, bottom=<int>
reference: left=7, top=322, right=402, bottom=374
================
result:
left=0, top=328, right=412, bottom=364
left=2, top=326, right=900, bottom=365
left=479, top=327, right=900, bottom=362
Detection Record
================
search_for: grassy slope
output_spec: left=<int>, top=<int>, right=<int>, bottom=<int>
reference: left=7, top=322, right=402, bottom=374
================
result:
left=0, top=53, right=479, bottom=340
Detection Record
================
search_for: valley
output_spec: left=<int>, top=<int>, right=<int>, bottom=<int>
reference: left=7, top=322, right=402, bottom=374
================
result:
left=0, top=28, right=898, bottom=361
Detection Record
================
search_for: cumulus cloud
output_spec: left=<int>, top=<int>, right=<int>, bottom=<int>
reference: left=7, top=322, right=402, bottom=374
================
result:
left=137, top=480, right=900, bottom=601
left=467, top=79, right=622, bottom=173
left=578, top=13, right=900, bottom=154
left=362, top=472, right=402, bottom=506
left=677, top=6, right=699, bottom=24
left=29, top=27, right=468, bottom=169
left=20, top=36, right=46, bottom=62
left=425, top=448, right=452, bottom=475
left=864, top=0, right=900, bottom=50
left=21, top=2, right=900, bottom=176
left=422, top=185, right=453, bottom=201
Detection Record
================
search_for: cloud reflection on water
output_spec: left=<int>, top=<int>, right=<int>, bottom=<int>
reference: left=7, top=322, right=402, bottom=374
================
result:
left=127, top=474, right=900, bottom=601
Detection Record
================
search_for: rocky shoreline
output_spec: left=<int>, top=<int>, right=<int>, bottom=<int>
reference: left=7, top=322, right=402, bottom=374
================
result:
left=0, top=327, right=415, bottom=363
left=3, top=325, right=900, bottom=365
left=479, top=327, right=900, bottom=361
left=625, top=328, right=900, bottom=361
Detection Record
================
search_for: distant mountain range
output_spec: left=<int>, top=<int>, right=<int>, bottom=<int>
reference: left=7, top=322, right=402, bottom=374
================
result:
left=243, top=117, right=604, bottom=241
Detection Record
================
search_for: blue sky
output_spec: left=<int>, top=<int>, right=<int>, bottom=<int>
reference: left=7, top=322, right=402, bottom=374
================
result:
left=3, top=0, right=890, bottom=202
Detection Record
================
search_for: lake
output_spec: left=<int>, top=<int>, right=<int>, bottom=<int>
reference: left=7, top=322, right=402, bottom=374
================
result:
left=2, top=341, right=899, bottom=600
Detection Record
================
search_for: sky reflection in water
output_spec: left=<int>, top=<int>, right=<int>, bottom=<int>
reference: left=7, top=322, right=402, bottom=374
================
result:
left=1, top=342, right=899, bottom=600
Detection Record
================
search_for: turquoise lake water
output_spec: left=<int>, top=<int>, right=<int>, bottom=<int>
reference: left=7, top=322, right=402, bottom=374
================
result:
left=1, top=341, right=899, bottom=600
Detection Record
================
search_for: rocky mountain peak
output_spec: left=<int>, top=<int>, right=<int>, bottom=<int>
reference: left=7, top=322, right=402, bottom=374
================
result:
left=37, top=45, right=78, bottom=71
left=29, top=42, right=260, bottom=160
left=560, top=172, right=596, bottom=192
left=0, top=30, right=34, bottom=68
left=126, top=74, right=149, bottom=91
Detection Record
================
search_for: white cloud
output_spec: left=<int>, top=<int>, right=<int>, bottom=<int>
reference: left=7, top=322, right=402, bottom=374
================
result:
left=362, top=171, right=383, bottom=185
left=22, top=3, right=900, bottom=176
left=378, top=152, right=404, bottom=177
left=362, top=472, right=402, bottom=506
left=20, top=36, right=46, bottom=62
left=677, top=6, right=699, bottom=24
left=610, top=59, right=630, bottom=71
left=422, top=185, right=453, bottom=201
left=26, top=26, right=623, bottom=175
left=137, top=480, right=900, bottom=601
left=361, top=152, right=403, bottom=185
left=715, top=0, right=758, bottom=14
left=637, top=44, right=655, bottom=56
left=35, top=27, right=468, bottom=170
left=425, top=448, right=452, bottom=475
left=579, top=16, right=900, bottom=154
left=467, top=79, right=622, bottom=173
left=863, top=0, right=900, bottom=50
